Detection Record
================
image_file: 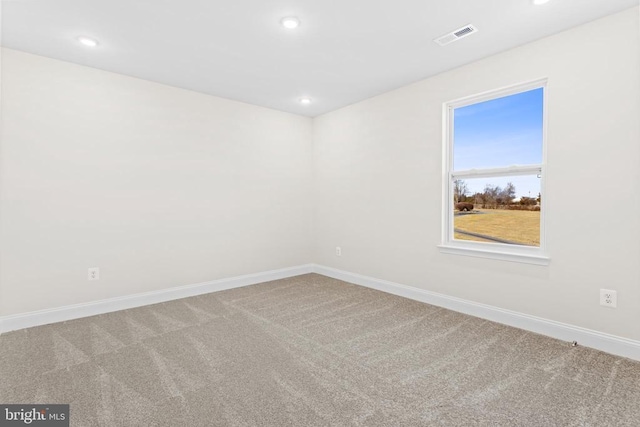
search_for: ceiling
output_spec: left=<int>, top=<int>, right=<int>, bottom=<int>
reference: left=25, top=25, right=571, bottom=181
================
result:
left=1, top=0, right=637, bottom=117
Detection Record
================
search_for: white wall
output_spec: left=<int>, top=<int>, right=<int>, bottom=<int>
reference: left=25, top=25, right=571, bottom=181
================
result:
left=313, top=8, right=640, bottom=341
left=0, top=48, right=313, bottom=316
left=1, top=8, right=639, bottom=344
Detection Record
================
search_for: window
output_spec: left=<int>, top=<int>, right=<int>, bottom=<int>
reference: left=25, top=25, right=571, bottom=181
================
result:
left=440, top=80, right=549, bottom=264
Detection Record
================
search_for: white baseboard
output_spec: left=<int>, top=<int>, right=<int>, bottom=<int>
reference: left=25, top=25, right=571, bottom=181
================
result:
left=3, top=263, right=639, bottom=362
left=0, top=264, right=314, bottom=334
left=312, top=264, right=640, bottom=362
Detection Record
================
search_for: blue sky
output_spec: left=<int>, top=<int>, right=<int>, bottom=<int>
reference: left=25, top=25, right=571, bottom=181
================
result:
left=453, top=88, right=543, bottom=198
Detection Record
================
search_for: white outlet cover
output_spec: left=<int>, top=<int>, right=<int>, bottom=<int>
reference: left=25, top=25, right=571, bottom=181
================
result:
left=88, top=267, right=100, bottom=281
left=600, top=289, right=617, bottom=308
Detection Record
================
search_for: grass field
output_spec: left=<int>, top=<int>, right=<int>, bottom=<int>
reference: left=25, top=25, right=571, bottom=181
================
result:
left=454, top=209, right=540, bottom=246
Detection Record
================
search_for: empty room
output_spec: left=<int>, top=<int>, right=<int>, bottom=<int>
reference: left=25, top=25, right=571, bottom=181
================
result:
left=1, top=0, right=639, bottom=425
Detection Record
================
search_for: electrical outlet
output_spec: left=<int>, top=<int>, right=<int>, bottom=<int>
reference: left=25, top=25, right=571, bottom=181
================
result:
left=88, top=267, right=100, bottom=281
left=600, top=289, right=617, bottom=308
left=336, top=246, right=342, bottom=256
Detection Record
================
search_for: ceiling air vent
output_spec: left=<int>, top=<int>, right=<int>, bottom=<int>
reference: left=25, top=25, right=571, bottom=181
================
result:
left=434, top=24, right=478, bottom=46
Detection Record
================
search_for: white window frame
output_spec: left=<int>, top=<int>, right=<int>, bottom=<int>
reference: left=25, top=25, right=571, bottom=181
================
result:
left=438, top=79, right=550, bottom=265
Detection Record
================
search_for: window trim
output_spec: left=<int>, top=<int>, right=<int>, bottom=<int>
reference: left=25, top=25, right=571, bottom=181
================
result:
left=439, top=78, right=550, bottom=265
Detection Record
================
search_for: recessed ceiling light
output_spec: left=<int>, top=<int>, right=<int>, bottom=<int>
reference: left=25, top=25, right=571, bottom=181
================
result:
left=281, top=16, right=301, bottom=29
left=532, top=0, right=550, bottom=5
left=77, top=36, right=99, bottom=47
left=299, top=97, right=312, bottom=105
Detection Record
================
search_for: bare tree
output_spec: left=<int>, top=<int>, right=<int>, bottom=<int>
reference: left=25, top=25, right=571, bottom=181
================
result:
left=473, top=192, right=484, bottom=206
left=479, top=182, right=517, bottom=208
left=483, top=184, right=500, bottom=209
left=500, top=182, right=516, bottom=206
left=453, top=179, right=469, bottom=203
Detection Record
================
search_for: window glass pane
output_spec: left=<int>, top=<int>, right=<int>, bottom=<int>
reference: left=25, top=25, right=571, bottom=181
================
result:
left=453, top=175, right=541, bottom=247
left=453, top=88, right=543, bottom=170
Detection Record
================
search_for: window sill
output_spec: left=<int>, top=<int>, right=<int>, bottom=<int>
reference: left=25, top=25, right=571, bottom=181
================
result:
left=437, top=244, right=550, bottom=266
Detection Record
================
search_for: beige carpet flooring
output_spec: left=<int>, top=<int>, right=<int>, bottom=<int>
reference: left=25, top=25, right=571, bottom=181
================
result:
left=1, top=273, right=639, bottom=426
